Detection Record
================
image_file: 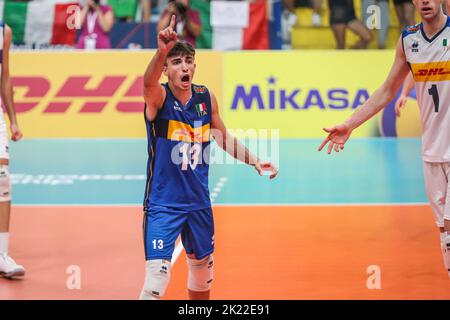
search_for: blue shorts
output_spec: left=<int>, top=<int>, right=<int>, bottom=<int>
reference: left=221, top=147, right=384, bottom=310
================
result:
left=143, top=205, right=215, bottom=261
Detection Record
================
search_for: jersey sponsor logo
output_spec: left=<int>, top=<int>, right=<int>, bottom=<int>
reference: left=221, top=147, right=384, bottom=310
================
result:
left=412, top=40, right=419, bottom=53
left=407, top=25, right=420, bottom=33
left=411, top=62, right=450, bottom=82
left=193, top=85, right=207, bottom=94
left=173, top=101, right=183, bottom=112
left=167, top=120, right=210, bottom=143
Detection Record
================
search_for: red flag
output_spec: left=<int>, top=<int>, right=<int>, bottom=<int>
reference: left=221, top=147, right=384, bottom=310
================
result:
left=51, top=3, right=79, bottom=45
left=243, top=0, right=269, bottom=50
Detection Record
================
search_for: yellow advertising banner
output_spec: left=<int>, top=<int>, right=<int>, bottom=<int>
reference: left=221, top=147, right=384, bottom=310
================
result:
left=222, top=51, right=396, bottom=138
left=10, top=50, right=414, bottom=138
left=10, top=50, right=223, bottom=137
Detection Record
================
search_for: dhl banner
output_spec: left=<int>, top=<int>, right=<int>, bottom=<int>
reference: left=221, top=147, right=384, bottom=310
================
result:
left=222, top=50, right=417, bottom=138
left=10, top=50, right=420, bottom=138
left=10, top=51, right=222, bottom=138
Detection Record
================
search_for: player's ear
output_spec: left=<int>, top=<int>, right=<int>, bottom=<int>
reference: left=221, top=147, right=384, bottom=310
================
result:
left=163, top=65, right=168, bottom=76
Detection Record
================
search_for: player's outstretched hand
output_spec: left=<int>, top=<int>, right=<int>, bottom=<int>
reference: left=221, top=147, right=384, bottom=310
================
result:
left=395, top=94, right=407, bottom=117
left=158, top=15, right=178, bottom=54
left=10, top=123, right=22, bottom=142
left=255, top=161, right=278, bottom=180
left=318, top=123, right=352, bottom=155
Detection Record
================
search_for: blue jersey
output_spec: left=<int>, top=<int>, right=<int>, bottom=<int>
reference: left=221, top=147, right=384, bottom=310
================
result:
left=143, top=83, right=212, bottom=211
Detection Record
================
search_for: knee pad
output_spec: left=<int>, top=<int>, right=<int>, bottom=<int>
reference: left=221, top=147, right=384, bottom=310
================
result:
left=442, top=234, right=450, bottom=274
left=187, top=255, right=213, bottom=292
left=140, top=259, right=171, bottom=300
left=0, top=165, right=11, bottom=202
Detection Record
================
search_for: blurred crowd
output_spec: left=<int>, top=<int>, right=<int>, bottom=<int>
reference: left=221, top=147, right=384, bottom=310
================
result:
left=284, top=0, right=445, bottom=49
left=7, top=0, right=448, bottom=50
left=75, top=0, right=201, bottom=49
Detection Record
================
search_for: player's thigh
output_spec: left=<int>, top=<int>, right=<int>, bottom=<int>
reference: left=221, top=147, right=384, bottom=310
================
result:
left=143, top=205, right=187, bottom=260
left=181, top=207, right=215, bottom=260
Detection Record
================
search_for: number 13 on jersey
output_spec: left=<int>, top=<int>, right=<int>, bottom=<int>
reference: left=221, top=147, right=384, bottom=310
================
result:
left=179, top=143, right=202, bottom=171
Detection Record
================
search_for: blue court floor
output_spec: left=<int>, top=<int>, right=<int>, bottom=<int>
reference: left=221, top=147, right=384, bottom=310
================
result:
left=9, top=138, right=426, bottom=205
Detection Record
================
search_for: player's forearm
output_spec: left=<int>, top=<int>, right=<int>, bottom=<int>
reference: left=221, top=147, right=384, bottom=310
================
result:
left=1, top=77, right=18, bottom=125
left=220, top=131, right=259, bottom=166
left=144, top=50, right=166, bottom=89
left=344, top=85, right=395, bottom=131
left=400, top=72, right=415, bottom=97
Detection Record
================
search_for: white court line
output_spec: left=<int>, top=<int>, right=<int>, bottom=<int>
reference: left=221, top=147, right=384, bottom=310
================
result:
left=171, top=237, right=185, bottom=265
left=211, top=202, right=430, bottom=207
left=170, top=176, right=228, bottom=266
left=12, top=202, right=429, bottom=207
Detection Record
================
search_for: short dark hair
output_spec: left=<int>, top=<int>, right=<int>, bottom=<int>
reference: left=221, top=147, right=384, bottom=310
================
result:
left=167, top=41, right=195, bottom=59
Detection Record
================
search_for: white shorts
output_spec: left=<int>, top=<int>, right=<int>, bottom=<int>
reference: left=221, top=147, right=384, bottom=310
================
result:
left=423, top=161, right=450, bottom=227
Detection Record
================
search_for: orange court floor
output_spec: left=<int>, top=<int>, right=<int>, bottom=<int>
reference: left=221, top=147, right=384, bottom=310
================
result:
left=1, top=205, right=449, bottom=300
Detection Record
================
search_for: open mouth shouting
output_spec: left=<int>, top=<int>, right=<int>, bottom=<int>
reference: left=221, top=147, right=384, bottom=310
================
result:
left=180, top=74, right=191, bottom=87
left=421, top=6, right=433, bottom=16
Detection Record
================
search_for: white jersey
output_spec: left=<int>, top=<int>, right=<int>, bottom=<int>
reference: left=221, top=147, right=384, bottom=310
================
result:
left=403, top=16, right=450, bottom=162
left=0, top=22, right=9, bottom=160
left=0, top=22, right=5, bottom=125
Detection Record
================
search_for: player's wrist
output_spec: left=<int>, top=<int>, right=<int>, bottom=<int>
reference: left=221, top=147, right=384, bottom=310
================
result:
left=156, top=48, right=168, bottom=58
left=251, top=158, right=261, bottom=167
left=343, top=121, right=354, bottom=132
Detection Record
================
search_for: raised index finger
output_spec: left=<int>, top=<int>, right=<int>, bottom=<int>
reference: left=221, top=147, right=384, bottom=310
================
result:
left=169, top=14, right=176, bottom=29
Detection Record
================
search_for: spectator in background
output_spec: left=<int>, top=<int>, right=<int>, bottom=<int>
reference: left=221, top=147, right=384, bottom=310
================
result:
left=282, top=0, right=298, bottom=48
left=311, top=0, right=322, bottom=26
left=141, top=0, right=165, bottom=22
left=328, top=0, right=372, bottom=49
left=295, top=0, right=323, bottom=26
left=394, top=0, right=415, bottom=32
left=141, top=0, right=152, bottom=22
left=157, top=0, right=201, bottom=47
left=108, top=0, right=137, bottom=22
left=76, top=0, right=114, bottom=49
left=361, top=0, right=389, bottom=49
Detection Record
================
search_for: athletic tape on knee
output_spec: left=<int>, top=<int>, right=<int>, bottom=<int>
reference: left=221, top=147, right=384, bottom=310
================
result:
left=0, top=165, right=11, bottom=202
left=140, top=259, right=171, bottom=300
left=443, top=234, right=450, bottom=273
left=187, top=255, right=213, bottom=292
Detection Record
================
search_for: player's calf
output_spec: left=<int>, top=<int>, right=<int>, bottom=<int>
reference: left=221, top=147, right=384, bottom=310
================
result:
left=140, top=259, right=171, bottom=300
left=443, top=232, right=450, bottom=278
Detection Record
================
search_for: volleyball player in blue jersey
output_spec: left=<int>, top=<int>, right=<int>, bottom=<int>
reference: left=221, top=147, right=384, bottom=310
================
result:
left=139, top=16, right=278, bottom=300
